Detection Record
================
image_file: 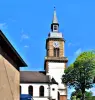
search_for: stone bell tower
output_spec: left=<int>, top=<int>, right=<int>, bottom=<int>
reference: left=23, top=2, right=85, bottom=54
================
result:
left=44, top=7, right=68, bottom=100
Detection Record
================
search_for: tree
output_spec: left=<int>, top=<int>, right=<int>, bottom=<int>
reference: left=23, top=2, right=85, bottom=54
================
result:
left=62, top=51, right=95, bottom=100
left=85, top=91, right=93, bottom=99
left=71, top=90, right=82, bottom=99
left=71, top=90, right=93, bottom=100
left=71, top=96, right=76, bottom=100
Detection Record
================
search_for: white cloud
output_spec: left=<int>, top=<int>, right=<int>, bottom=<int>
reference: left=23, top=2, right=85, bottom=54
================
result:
left=0, top=23, right=7, bottom=30
left=21, top=29, right=24, bottom=33
left=20, top=29, right=30, bottom=42
left=68, top=48, right=82, bottom=64
left=20, top=34, right=29, bottom=42
left=68, top=42, right=79, bottom=47
left=20, top=29, right=30, bottom=48
left=22, top=34, right=29, bottom=39
left=8, top=19, right=16, bottom=22
left=90, top=87, right=95, bottom=96
left=67, top=87, right=75, bottom=99
left=68, top=42, right=73, bottom=47
left=74, top=48, right=82, bottom=56
left=24, top=45, right=29, bottom=48
left=86, top=85, right=95, bottom=96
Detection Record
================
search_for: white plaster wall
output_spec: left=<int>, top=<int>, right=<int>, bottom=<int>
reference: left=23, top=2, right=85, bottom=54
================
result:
left=50, top=84, right=58, bottom=100
left=20, top=83, right=49, bottom=97
left=48, top=62, right=67, bottom=95
left=48, top=62, right=65, bottom=84
left=33, top=97, right=48, bottom=100
left=59, top=89, right=67, bottom=95
left=20, top=83, right=59, bottom=100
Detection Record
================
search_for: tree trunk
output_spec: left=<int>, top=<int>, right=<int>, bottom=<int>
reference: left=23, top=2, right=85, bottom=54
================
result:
left=81, top=89, right=85, bottom=100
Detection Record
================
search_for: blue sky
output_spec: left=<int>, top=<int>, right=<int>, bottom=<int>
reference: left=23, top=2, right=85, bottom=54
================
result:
left=0, top=0, right=95, bottom=99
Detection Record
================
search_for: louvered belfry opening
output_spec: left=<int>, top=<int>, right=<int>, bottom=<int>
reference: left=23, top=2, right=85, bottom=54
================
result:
left=54, top=48, right=60, bottom=57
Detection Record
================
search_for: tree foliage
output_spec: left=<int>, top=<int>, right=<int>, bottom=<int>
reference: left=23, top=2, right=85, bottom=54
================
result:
left=62, top=51, right=95, bottom=100
left=71, top=90, right=93, bottom=100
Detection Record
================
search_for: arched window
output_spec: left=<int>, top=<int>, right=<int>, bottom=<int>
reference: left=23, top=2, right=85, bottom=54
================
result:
left=39, top=86, right=44, bottom=96
left=54, top=48, right=60, bottom=57
left=54, top=25, right=57, bottom=30
left=28, top=85, right=33, bottom=96
left=20, top=85, right=21, bottom=94
left=53, top=25, right=58, bottom=31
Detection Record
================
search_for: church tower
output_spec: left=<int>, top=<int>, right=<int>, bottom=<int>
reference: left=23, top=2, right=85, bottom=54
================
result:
left=44, top=8, right=68, bottom=100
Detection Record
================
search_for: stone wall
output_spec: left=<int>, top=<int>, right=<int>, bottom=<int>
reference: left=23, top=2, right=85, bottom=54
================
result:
left=46, top=40, right=64, bottom=57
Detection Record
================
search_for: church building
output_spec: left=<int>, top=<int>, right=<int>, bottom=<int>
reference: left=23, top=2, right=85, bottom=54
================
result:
left=20, top=8, right=68, bottom=100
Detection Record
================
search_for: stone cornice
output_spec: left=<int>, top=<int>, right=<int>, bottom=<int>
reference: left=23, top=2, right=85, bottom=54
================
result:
left=45, top=56, right=68, bottom=62
left=46, top=37, right=65, bottom=42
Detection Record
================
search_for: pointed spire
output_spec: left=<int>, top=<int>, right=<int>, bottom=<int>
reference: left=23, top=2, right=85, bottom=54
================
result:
left=52, top=7, right=58, bottom=24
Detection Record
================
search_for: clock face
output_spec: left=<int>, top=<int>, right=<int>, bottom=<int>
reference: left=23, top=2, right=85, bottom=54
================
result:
left=53, top=41, right=60, bottom=48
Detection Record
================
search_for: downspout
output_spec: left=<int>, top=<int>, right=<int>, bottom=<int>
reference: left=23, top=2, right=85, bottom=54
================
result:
left=48, top=75, right=52, bottom=100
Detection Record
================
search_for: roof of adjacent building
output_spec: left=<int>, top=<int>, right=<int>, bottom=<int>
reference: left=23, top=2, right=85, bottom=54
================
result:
left=51, top=78, right=58, bottom=84
left=20, top=71, right=58, bottom=84
left=20, top=71, right=50, bottom=83
left=0, top=30, right=27, bottom=67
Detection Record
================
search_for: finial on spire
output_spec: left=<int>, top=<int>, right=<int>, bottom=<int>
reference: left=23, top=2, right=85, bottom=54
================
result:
left=54, top=6, right=56, bottom=10
left=52, top=7, right=58, bottom=24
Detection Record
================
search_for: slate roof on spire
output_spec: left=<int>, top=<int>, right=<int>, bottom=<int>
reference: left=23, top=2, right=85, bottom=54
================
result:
left=52, top=7, right=58, bottom=24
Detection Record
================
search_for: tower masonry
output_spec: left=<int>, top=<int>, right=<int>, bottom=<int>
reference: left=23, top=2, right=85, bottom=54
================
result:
left=44, top=8, right=68, bottom=100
